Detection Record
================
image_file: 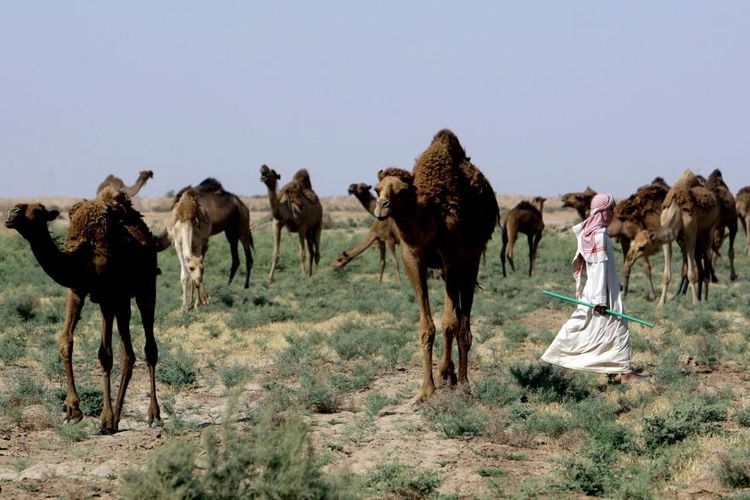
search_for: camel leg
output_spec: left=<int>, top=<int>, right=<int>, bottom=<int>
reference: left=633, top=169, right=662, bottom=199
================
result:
left=240, top=232, right=253, bottom=289
left=378, top=240, right=386, bottom=282
left=136, top=284, right=160, bottom=425
left=268, top=220, right=282, bottom=284
left=98, top=303, right=116, bottom=432
left=728, top=221, right=738, bottom=281
left=297, top=232, right=308, bottom=276
left=226, top=230, right=240, bottom=285
left=743, top=215, right=750, bottom=256
left=387, top=239, right=401, bottom=283
left=402, top=249, right=435, bottom=402
left=438, top=268, right=459, bottom=387
left=175, top=242, right=191, bottom=310
left=683, top=235, right=699, bottom=304
left=305, top=231, right=317, bottom=277
left=60, top=289, right=85, bottom=423
left=643, top=256, right=656, bottom=301
left=456, top=258, right=480, bottom=389
left=500, top=227, right=508, bottom=277
left=507, top=226, right=517, bottom=272
left=527, top=232, right=539, bottom=277
left=658, top=242, right=672, bottom=306
left=312, top=223, right=322, bottom=272
left=112, top=301, right=135, bottom=430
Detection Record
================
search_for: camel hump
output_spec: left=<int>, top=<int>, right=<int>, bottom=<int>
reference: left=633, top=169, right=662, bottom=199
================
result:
left=197, top=178, right=225, bottom=193
left=515, top=200, right=540, bottom=214
left=292, top=169, right=313, bottom=190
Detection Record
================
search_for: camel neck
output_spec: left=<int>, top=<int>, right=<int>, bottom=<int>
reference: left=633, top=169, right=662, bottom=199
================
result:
left=23, top=228, right=84, bottom=290
left=355, top=194, right=378, bottom=217
left=265, top=184, right=285, bottom=220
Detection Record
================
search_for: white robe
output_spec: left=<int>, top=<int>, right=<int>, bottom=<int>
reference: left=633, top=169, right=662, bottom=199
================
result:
left=541, top=224, right=632, bottom=374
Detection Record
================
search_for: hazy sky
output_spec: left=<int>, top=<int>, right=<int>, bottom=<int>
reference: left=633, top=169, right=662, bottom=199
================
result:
left=2, top=1, right=749, bottom=199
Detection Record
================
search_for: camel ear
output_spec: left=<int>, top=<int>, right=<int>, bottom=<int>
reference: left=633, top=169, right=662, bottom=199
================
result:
left=46, top=209, right=60, bottom=221
left=377, top=170, right=385, bottom=181
left=275, top=172, right=281, bottom=180
left=365, top=184, right=371, bottom=190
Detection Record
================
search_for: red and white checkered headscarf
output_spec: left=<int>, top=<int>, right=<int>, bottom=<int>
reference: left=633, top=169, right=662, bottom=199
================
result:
left=580, top=193, right=615, bottom=260
left=572, top=193, right=615, bottom=297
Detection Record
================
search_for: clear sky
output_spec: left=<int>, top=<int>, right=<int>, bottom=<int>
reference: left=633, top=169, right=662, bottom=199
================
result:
left=2, top=1, right=748, bottom=199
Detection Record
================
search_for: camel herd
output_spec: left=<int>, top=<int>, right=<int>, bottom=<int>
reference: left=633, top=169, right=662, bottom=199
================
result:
left=3, top=130, right=749, bottom=433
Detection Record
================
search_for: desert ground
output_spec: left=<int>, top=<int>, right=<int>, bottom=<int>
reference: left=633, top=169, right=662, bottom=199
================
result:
left=0, top=193, right=749, bottom=498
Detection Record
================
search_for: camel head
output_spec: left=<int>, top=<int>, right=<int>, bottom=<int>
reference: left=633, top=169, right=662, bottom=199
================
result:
left=347, top=183, right=371, bottom=197
left=260, top=164, right=281, bottom=189
left=561, top=187, right=596, bottom=219
left=184, top=254, right=205, bottom=287
left=374, top=168, right=415, bottom=220
left=139, top=170, right=154, bottom=180
left=332, top=250, right=350, bottom=269
left=531, top=196, right=546, bottom=212
left=5, top=203, right=60, bottom=238
left=624, top=229, right=660, bottom=270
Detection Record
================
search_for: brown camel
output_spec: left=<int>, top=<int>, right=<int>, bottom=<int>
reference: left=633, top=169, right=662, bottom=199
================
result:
left=168, top=189, right=212, bottom=309
left=625, top=170, right=719, bottom=305
left=737, top=185, right=750, bottom=256
left=373, top=129, right=499, bottom=401
left=500, top=197, right=545, bottom=277
left=332, top=183, right=401, bottom=281
left=259, top=165, right=323, bottom=283
left=332, top=219, right=401, bottom=282
left=96, top=170, right=154, bottom=197
left=704, top=169, right=738, bottom=282
left=4, top=188, right=167, bottom=433
left=609, top=178, right=670, bottom=300
left=170, top=178, right=254, bottom=304
left=561, top=187, right=597, bottom=220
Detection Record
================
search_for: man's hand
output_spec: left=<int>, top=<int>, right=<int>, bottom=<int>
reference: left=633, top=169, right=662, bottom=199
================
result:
left=594, top=304, right=608, bottom=315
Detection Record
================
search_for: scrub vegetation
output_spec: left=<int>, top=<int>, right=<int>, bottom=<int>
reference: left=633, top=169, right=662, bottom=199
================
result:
left=0, top=198, right=749, bottom=498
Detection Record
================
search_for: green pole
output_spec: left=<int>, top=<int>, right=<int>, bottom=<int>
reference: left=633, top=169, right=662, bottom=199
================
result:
left=542, top=290, right=655, bottom=328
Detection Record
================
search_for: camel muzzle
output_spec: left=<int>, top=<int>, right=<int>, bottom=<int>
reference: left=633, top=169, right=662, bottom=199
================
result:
left=374, top=199, right=390, bottom=220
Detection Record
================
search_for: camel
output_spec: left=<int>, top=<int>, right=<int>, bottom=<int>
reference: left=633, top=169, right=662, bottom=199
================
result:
left=373, top=129, right=499, bottom=401
left=332, top=219, right=401, bottom=282
left=624, top=170, right=719, bottom=306
left=169, top=189, right=212, bottom=309
left=500, top=197, right=545, bottom=277
left=561, top=187, right=597, bottom=220
left=4, top=188, right=167, bottom=433
left=259, top=165, right=323, bottom=284
left=96, top=170, right=154, bottom=197
left=609, top=179, right=670, bottom=300
left=737, top=185, right=750, bottom=256
left=331, top=183, right=401, bottom=281
left=169, top=178, right=254, bottom=307
left=704, top=169, right=738, bottom=282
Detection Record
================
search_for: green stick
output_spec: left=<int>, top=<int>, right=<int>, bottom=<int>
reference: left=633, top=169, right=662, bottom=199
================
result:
left=542, top=290, right=655, bottom=328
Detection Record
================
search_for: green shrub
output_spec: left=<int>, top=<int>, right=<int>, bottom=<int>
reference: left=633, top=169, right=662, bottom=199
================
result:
left=329, top=320, right=380, bottom=361
left=509, top=362, right=589, bottom=402
left=57, top=420, right=94, bottom=442
left=737, top=407, right=750, bottom=427
left=218, top=362, right=252, bottom=388
left=364, top=392, right=393, bottom=417
left=422, top=394, right=487, bottom=438
left=0, top=327, right=28, bottom=364
left=156, top=345, right=198, bottom=388
left=642, top=400, right=726, bottom=450
left=679, top=312, right=727, bottom=335
left=473, top=376, right=521, bottom=407
left=364, top=460, right=441, bottom=498
left=504, top=324, right=530, bottom=345
left=717, top=447, right=750, bottom=488
left=122, top=412, right=344, bottom=499
left=299, top=375, right=342, bottom=414
left=526, top=411, right=572, bottom=438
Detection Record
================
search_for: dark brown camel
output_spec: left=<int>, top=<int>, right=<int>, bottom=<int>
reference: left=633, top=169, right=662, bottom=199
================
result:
left=96, top=170, right=154, bottom=197
left=4, top=188, right=167, bottom=433
left=704, top=169, right=738, bottom=282
left=609, top=179, right=669, bottom=299
left=561, top=187, right=597, bottom=220
left=171, top=178, right=254, bottom=299
left=500, top=197, right=545, bottom=277
left=737, top=185, right=750, bottom=256
left=373, top=130, right=499, bottom=401
left=259, top=166, right=323, bottom=283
